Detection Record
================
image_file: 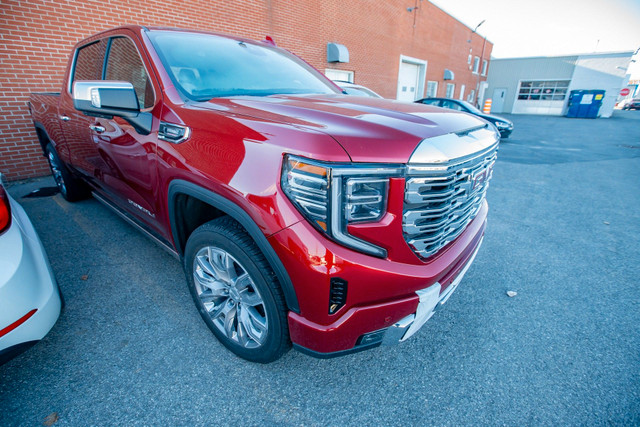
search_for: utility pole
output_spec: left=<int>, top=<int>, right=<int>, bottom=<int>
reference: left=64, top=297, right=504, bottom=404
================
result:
left=477, top=33, right=487, bottom=107
left=472, top=20, right=486, bottom=107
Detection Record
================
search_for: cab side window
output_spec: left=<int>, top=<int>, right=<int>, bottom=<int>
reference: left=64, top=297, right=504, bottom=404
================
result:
left=105, top=37, right=154, bottom=109
left=72, top=40, right=107, bottom=85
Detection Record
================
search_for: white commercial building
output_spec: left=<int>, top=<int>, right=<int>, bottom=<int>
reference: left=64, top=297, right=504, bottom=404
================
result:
left=485, top=51, right=633, bottom=118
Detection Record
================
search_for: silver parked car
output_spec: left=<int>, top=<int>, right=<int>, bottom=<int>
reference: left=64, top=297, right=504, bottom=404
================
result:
left=0, top=173, right=61, bottom=365
left=333, top=80, right=383, bottom=98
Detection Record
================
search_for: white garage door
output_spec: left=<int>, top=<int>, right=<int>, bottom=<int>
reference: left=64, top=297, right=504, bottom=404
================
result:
left=512, top=80, right=570, bottom=115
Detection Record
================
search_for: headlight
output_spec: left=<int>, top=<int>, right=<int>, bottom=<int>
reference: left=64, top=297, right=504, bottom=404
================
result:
left=495, top=121, right=510, bottom=128
left=344, top=178, right=387, bottom=222
left=281, top=155, right=401, bottom=257
left=281, top=157, right=329, bottom=231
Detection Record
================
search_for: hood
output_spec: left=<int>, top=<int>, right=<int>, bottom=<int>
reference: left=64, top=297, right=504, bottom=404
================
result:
left=192, top=94, right=487, bottom=163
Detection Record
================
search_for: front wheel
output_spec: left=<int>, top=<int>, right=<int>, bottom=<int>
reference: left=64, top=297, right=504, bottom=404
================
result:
left=184, top=217, right=290, bottom=363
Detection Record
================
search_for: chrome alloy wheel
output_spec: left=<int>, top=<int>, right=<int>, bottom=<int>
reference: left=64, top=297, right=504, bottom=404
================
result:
left=47, top=151, right=66, bottom=196
left=193, top=247, right=268, bottom=348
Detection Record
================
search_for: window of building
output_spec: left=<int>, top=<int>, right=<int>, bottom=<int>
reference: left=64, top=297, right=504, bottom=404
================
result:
left=459, top=84, right=465, bottom=100
left=468, top=89, right=475, bottom=103
left=468, top=54, right=472, bottom=65
left=481, top=60, right=488, bottom=76
left=71, top=40, right=107, bottom=90
left=426, top=81, right=438, bottom=97
left=446, top=83, right=455, bottom=98
left=472, top=56, right=480, bottom=74
left=517, top=80, right=570, bottom=101
left=106, top=37, right=154, bottom=108
left=325, top=69, right=354, bottom=83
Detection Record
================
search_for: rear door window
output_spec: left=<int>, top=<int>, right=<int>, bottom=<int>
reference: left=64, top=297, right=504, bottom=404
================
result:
left=105, top=37, right=154, bottom=109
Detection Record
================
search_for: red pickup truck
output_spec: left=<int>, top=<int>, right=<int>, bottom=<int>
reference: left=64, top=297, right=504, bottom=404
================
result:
left=29, top=26, right=498, bottom=362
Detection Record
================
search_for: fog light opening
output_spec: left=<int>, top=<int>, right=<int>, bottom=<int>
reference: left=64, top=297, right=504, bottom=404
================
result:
left=328, top=277, right=348, bottom=314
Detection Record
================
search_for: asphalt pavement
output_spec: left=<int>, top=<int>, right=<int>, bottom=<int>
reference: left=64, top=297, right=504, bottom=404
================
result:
left=1, top=110, right=639, bottom=425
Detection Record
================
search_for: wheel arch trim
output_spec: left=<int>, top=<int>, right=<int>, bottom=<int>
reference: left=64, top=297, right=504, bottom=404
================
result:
left=167, top=179, right=300, bottom=313
left=32, top=121, right=55, bottom=154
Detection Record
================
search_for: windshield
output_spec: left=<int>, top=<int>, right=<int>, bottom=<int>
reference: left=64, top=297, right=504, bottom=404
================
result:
left=459, top=100, right=483, bottom=114
left=148, top=32, right=339, bottom=101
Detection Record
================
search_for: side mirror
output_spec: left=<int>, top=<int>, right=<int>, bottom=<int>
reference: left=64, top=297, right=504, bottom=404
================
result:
left=72, top=81, right=152, bottom=135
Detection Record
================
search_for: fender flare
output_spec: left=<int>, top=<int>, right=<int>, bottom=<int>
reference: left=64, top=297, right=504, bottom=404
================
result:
left=167, top=179, right=300, bottom=313
left=32, top=121, right=54, bottom=154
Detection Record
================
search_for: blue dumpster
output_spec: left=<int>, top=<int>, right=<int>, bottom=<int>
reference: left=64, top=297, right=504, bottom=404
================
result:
left=566, top=90, right=605, bottom=118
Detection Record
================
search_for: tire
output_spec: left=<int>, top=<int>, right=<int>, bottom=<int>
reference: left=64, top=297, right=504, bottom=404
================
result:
left=45, top=144, right=89, bottom=202
left=184, top=216, right=290, bottom=363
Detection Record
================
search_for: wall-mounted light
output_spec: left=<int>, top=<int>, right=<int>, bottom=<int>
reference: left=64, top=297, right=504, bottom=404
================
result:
left=407, top=7, right=418, bottom=12
left=468, top=19, right=485, bottom=42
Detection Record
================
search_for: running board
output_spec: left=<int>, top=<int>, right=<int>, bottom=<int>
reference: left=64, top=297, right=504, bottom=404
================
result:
left=91, top=192, right=179, bottom=260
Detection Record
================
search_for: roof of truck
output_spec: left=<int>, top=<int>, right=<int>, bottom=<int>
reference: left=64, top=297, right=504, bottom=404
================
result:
left=82, top=25, right=264, bottom=46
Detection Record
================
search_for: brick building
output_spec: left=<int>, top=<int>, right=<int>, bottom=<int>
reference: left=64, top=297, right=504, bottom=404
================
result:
left=0, top=0, right=492, bottom=180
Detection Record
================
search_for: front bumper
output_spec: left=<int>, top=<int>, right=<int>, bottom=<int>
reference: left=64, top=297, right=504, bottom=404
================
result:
left=498, top=127, right=512, bottom=138
left=381, top=236, right=482, bottom=345
left=269, top=199, right=488, bottom=357
left=0, top=197, right=61, bottom=362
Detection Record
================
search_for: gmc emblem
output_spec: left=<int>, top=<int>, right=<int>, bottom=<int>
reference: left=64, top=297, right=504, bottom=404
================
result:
left=471, top=166, right=493, bottom=190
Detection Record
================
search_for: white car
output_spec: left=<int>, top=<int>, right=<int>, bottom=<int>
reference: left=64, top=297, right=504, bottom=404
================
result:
left=0, top=173, right=61, bottom=365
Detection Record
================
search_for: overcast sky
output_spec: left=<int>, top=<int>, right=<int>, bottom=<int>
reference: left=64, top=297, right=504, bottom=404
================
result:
left=430, top=0, right=640, bottom=59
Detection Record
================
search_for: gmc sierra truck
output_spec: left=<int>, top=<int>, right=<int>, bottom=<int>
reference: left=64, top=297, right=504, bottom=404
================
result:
left=28, top=26, right=498, bottom=362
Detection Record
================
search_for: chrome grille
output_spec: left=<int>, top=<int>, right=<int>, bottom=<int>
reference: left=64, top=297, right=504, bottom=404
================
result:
left=403, top=144, right=498, bottom=259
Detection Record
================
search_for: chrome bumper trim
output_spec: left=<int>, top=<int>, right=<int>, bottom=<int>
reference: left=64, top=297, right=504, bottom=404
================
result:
left=382, top=236, right=484, bottom=346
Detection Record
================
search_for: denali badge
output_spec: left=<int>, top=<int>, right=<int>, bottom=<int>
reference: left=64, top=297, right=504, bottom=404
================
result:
left=128, top=199, right=155, bottom=218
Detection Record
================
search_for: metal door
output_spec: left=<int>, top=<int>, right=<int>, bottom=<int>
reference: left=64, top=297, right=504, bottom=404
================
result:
left=492, top=88, right=507, bottom=113
left=92, top=35, right=163, bottom=233
left=397, top=62, right=420, bottom=102
left=62, top=38, right=110, bottom=191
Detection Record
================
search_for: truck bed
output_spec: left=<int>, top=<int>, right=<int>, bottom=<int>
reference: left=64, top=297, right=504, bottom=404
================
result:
left=29, top=92, right=62, bottom=152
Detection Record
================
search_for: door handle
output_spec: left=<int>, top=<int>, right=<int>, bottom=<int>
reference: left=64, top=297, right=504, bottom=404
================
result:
left=89, top=125, right=106, bottom=133
left=60, top=115, right=70, bottom=121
